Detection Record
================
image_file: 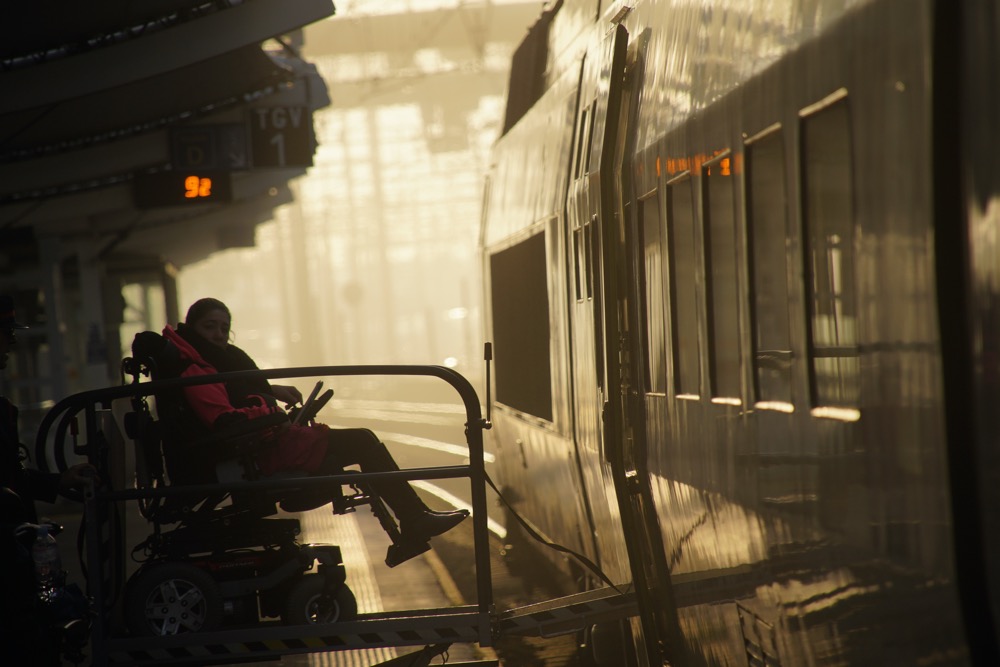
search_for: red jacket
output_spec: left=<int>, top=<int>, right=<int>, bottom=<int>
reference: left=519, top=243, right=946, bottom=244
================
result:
left=162, top=326, right=327, bottom=475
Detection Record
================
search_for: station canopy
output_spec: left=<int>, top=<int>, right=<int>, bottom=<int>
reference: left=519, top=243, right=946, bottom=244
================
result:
left=0, top=0, right=335, bottom=268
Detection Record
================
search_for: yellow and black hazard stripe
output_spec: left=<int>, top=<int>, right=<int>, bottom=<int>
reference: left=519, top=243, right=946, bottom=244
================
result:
left=108, top=616, right=485, bottom=664
left=112, top=635, right=348, bottom=663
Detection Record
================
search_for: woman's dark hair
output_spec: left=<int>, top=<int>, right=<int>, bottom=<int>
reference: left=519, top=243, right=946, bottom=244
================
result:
left=184, top=297, right=231, bottom=325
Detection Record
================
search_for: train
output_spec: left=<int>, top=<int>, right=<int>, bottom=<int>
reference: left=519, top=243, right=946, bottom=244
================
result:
left=479, top=1, right=1000, bottom=665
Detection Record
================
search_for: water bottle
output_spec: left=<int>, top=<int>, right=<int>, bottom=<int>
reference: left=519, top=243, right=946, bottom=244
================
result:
left=32, top=524, right=62, bottom=597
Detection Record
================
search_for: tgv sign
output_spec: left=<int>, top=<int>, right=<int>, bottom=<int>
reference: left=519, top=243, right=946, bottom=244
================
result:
left=168, top=105, right=315, bottom=174
left=248, top=106, right=314, bottom=168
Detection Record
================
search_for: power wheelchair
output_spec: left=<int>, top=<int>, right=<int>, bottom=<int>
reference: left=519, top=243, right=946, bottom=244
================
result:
left=119, top=331, right=432, bottom=637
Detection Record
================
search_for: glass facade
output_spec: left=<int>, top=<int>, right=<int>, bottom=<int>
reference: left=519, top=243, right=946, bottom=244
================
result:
left=176, top=4, right=530, bottom=378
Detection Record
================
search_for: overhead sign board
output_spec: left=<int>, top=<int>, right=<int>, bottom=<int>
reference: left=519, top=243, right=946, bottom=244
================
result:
left=247, top=106, right=314, bottom=167
left=170, top=124, right=248, bottom=170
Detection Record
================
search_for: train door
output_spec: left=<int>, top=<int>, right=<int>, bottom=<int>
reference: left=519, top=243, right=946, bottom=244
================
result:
left=566, top=22, right=668, bottom=666
left=611, top=33, right=683, bottom=667
left=566, top=21, right=630, bottom=588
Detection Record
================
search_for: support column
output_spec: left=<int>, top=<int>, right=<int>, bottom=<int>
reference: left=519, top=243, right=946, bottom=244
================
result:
left=162, top=262, right=180, bottom=326
left=76, top=240, right=113, bottom=390
left=38, top=236, right=70, bottom=401
left=367, top=102, right=395, bottom=363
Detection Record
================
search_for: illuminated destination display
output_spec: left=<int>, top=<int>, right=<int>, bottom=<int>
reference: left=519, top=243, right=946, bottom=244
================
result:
left=183, top=175, right=214, bottom=198
left=133, top=171, right=233, bottom=208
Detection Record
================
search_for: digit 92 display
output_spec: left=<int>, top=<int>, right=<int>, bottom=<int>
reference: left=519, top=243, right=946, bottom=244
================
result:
left=184, top=175, right=214, bottom=199
left=133, top=171, right=233, bottom=209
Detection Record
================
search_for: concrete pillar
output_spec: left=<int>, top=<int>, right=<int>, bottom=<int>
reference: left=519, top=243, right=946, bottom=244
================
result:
left=76, top=240, right=113, bottom=390
left=367, top=103, right=395, bottom=363
left=37, top=236, right=70, bottom=401
left=162, top=262, right=180, bottom=326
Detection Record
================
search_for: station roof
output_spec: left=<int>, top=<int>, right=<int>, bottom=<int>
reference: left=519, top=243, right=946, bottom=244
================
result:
left=0, top=0, right=335, bottom=271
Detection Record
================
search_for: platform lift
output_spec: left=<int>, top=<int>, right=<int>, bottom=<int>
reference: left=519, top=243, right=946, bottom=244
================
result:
left=35, top=347, right=638, bottom=666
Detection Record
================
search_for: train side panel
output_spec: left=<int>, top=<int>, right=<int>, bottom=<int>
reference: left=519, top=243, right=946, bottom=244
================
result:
left=624, top=0, right=966, bottom=664
left=484, top=0, right=998, bottom=664
left=483, top=60, right=599, bottom=581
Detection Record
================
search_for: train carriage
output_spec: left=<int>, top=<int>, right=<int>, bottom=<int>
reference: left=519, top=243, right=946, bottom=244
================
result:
left=482, top=0, right=1000, bottom=665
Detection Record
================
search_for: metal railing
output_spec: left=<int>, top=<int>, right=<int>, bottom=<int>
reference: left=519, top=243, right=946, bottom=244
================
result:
left=36, top=363, right=494, bottom=666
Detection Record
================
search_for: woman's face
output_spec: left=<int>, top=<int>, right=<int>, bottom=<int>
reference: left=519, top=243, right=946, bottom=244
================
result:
left=192, top=308, right=231, bottom=349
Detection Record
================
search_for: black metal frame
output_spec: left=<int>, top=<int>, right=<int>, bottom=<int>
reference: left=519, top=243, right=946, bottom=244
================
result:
left=35, top=364, right=494, bottom=666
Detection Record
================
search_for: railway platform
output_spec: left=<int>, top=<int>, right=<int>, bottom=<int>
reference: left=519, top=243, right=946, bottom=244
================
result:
left=46, top=484, right=604, bottom=667
left=47, top=498, right=494, bottom=666
left=36, top=361, right=638, bottom=666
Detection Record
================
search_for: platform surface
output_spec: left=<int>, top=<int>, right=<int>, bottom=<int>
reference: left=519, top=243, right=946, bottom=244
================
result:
left=279, top=505, right=491, bottom=666
left=47, top=497, right=492, bottom=667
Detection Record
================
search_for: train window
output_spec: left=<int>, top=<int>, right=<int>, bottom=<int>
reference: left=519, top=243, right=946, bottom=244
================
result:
left=584, top=217, right=595, bottom=300
left=575, top=103, right=593, bottom=178
left=583, top=104, right=597, bottom=176
left=589, top=214, right=604, bottom=388
left=746, top=127, right=793, bottom=405
left=573, top=226, right=584, bottom=301
left=572, top=218, right=595, bottom=303
left=800, top=93, right=859, bottom=409
left=640, top=193, right=666, bottom=393
left=702, top=153, right=741, bottom=402
left=666, top=175, right=701, bottom=397
left=489, top=232, right=554, bottom=420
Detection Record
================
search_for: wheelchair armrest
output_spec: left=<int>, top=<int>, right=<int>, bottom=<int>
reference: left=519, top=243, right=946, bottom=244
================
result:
left=215, top=411, right=288, bottom=440
left=192, top=412, right=289, bottom=459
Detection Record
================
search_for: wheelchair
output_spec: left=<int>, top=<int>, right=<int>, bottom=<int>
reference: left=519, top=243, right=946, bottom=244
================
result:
left=118, top=332, right=430, bottom=637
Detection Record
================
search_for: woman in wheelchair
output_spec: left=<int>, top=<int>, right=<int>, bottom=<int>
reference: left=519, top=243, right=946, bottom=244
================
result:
left=163, top=297, right=468, bottom=545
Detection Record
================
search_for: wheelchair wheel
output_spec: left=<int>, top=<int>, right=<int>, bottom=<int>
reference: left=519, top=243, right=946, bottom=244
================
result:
left=282, top=574, right=358, bottom=625
left=125, top=562, right=224, bottom=636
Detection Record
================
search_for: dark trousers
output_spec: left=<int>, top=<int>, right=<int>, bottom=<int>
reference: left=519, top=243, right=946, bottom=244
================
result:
left=317, top=428, right=425, bottom=520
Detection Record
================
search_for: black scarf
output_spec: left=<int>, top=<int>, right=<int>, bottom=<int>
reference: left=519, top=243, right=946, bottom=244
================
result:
left=176, top=323, right=273, bottom=407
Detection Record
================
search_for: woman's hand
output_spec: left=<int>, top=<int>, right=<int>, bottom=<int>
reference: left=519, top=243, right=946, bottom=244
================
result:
left=271, top=384, right=303, bottom=406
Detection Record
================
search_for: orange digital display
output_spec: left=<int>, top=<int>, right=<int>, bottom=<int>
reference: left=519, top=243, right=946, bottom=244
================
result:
left=133, top=171, right=232, bottom=208
left=657, top=151, right=742, bottom=177
left=184, top=175, right=214, bottom=198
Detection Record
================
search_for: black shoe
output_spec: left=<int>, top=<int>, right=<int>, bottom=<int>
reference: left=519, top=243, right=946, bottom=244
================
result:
left=385, top=540, right=431, bottom=568
left=400, top=509, right=469, bottom=542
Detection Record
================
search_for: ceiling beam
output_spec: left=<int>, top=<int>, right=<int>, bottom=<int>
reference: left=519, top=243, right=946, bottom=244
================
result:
left=302, top=2, right=541, bottom=57
left=0, top=0, right=334, bottom=114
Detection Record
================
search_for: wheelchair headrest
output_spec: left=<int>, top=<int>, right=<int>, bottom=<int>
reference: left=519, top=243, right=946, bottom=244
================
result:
left=131, top=331, right=188, bottom=379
